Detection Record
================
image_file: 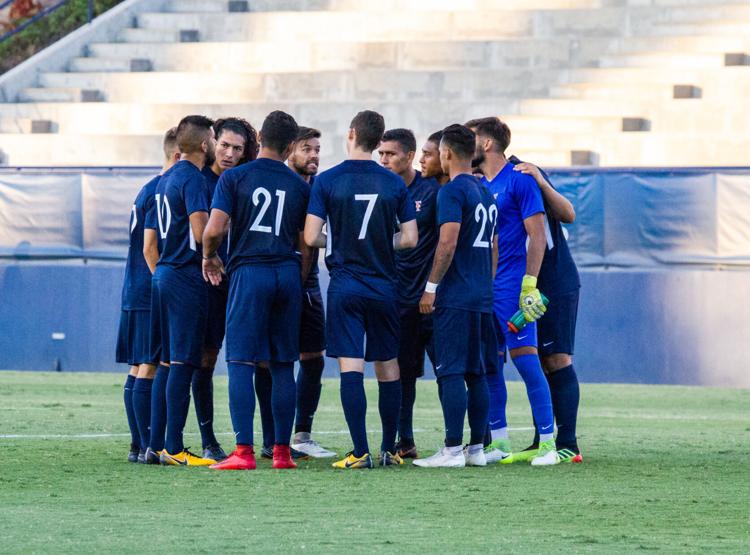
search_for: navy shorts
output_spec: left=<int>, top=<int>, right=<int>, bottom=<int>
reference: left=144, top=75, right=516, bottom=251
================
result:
left=537, top=289, right=579, bottom=357
left=300, top=286, right=326, bottom=354
left=326, top=292, right=399, bottom=362
left=149, top=265, right=207, bottom=367
left=226, top=263, right=302, bottom=363
left=433, top=307, right=498, bottom=378
left=493, top=296, right=538, bottom=353
left=205, top=278, right=228, bottom=351
left=116, top=309, right=155, bottom=366
left=397, top=304, right=435, bottom=379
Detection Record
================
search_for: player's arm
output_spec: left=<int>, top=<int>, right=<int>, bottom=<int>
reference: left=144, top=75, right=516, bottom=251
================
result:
left=393, top=219, right=418, bottom=250
left=491, top=232, right=499, bottom=279
left=303, top=214, right=327, bottom=248
left=143, top=228, right=159, bottom=274
left=419, top=222, right=459, bottom=314
left=520, top=213, right=547, bottom=321
left=201, top=209, right=228, bottom=286
left=514, top=162, right=575, bottom=223
left=298, top=231, right=314, bottom=283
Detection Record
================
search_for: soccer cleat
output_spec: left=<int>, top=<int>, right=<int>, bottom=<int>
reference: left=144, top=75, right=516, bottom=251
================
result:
left=332, top=452, right=374, bottom=469
left=272, top=445, right=297, bottom=469
left=160, top=448, right=215, bottom=467
left=144, top=447, right=162, bottom=465
left=379, top=451, right=404, bottom=466
left=210, top=447, right=256, bottom=470
left=413, top=447, right=465, bottom=468
left=394, top=439, right=418, bottom=459
left=203, top=443, right=228, bottom=462
left=291, top=438, right=337, bottom=458
left=557, top=448, right=583, bottom=464
left=503, top=444, right=539, bottom=464
left=484, top=438, right=512, bottom=464
left=137, top=449, right=147, bottom=464
left=261, top=445, right=310, bottom=460
left=531, top=440, right=560, bottom=466
left=128, top=443, right=139, bottom=463
left=463, top=445, right=487, bottom=467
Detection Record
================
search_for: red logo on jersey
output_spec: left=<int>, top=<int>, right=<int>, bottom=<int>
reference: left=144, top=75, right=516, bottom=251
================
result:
left=415, top=200, right=422, bottom=212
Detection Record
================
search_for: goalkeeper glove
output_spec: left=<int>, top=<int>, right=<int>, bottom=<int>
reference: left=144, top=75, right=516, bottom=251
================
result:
left=519, top=274, right=547, bottom=323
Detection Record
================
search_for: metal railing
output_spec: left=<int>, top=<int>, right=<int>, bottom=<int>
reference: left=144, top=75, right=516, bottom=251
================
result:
left=0, top=0, right=94, bottom=44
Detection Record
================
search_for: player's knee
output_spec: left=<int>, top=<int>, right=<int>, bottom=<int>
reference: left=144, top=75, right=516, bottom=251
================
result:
left=541, top=353, right=572, bottom=373
left=201, top=348, right=219, bottom=369
left=374, top=358, right=400, bottom=382
left=509, top=346, right=538, bottom=359
left=137, top=363, right=157, bottom=379
left=300, top=351, right=323, bottom=361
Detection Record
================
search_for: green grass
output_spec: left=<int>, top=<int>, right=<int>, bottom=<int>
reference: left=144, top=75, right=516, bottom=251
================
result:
left=0, top=372, right=748, bottom=554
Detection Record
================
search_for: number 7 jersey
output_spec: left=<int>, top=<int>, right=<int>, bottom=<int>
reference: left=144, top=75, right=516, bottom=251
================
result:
left=307, top=159, right=416, bottom=300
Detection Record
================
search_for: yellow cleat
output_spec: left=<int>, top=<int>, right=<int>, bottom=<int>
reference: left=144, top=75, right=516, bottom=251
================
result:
left=331, top=452, right=373, bottom=469
left=160, top=449, right=215, bottom=466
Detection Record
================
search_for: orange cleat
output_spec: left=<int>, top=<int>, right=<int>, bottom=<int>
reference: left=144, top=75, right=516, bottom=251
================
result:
left=210, top=446, right=256, bottom=470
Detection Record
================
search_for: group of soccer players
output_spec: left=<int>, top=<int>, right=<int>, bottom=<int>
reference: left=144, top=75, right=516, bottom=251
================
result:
left=118, top=108, right=582, bottom=470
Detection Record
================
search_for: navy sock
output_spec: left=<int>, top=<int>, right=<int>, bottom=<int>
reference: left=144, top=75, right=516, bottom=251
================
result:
left=165, top=364, right=195, bottom=455
left=378, top=380, right=401, bottom=454
left=148, top=364, right=169, bottom=451
left=466, top=374, right=489, bottom=445
left=132, top=377, right=153, bottom=451
left=192, top=367, right=218, bottom=449
left=340, top=372, right=369, bottom=457
left=548, top=364, right=580, bottom=450
left=438, top=374, right=466, bottom=447
left=228, top=362, right=255, bottom=446
left=398, top=375, right=417, bottom=443
left=486, top=356, right=507, bottom=431
left=513, top=354, right=554, bottom=438
left=123, top=375, right=138, bottom=447
left=271, top=361, right=296, bottom=446
left=295, top=356, right=325, bottom=434
left=254, top=365, right=274, bottom=448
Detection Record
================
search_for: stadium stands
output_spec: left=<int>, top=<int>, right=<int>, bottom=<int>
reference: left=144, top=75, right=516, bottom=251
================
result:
left=0, top=0, right=749, bottom=167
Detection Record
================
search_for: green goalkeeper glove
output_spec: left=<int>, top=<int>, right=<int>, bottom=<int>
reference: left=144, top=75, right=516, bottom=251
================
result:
left=519, top=275, right=547, bottom=323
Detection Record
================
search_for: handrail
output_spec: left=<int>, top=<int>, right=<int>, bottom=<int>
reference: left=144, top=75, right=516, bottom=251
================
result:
left=0, top=0, right=94, bottom=44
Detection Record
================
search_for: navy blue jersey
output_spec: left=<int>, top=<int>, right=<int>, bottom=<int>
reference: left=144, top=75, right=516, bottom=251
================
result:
left=508, top=156, right=580, bottom=295
left=211, top=158, right=309, bottom=274
left=202, top=165, right=229, bottom=265
left=307, top=159, right=416, bottom=300
left=435, top=173, right=496, bottom=313
left=154, top=160, right=209, bottom=270
left=121, top=175, right=159, bottom=310
left=395, top=171, right=441, bottom=306
left=302, top=175, right=320, bottom=290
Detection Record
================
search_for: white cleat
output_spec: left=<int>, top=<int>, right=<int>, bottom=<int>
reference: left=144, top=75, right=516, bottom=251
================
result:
left=291, top=438, right=337, bottom=458
left=463, top=445, right=487, bottom=467
left=484, top=447, right=512, bottom=464
left=530, top=443, right=560, bottom=466
left=413, top=447, right=465, bottom=468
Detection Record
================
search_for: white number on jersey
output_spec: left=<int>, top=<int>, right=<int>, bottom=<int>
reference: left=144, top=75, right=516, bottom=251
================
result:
left=130, top=204, right=137, bottom=234
left=355, top=193, right=378, bottom=240
left=155, top=193, right=171, bottom=240
left=249, top=187, right=286, bottom=236
left=473, top=203, right=497, bottom=248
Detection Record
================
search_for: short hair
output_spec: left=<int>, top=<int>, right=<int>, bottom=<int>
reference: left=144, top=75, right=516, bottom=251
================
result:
left=350, top=110, right=385, bottom=152
left=382, top=128, right=417, bottom=154
left=296, top=126, right=321, bottom=142
left=260, top=110, right=299, bottom=155
left=440, top=124, right=475, bottom=160
left=214, top=117, right=259, bottom=164
left=162, top=127, right=178, bottom=159
left=176, top=115, right=214, bottom=154
left=427, top=130, right=443, bottom=146
left=464, top=116, right=510, bottom=153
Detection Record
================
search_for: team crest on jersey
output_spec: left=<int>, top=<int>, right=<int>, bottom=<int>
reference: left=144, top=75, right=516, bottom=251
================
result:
left=415, top=200, right=422, bottom=212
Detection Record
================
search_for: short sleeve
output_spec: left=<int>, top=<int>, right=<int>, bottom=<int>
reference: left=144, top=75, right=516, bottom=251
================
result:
left=184, top=175, right=209, bottom=215
left=396, top=181, right=416, bottom=224
left=437, top=183, right=463, bottom=225
left=514, top=174, right=545, bottom=220
left=211, top=171, right=234, bottom=216
left=144, top=193, right=157, bottom=230
left=307, top=177, right=328, bottom=220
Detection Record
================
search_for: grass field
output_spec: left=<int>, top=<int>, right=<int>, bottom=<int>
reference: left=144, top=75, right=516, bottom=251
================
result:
left=0, top=371, right=748, bottom=553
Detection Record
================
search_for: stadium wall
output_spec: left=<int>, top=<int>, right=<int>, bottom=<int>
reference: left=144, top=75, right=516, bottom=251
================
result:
left=1, top=167, right=748, bottom=387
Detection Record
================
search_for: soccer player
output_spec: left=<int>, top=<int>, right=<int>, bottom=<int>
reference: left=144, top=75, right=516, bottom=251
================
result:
left=304, top=110, right=418, bottom=469
left=466, top=116, right=558, bottom=466
left=413, top=124, right=496, bottom=468
left=195, top=117, right=259, bottom=461
left=203, top=111, right=312, bottom=471
left=418, top=130, right=449, bottom=186
left=379, top=128, right=441, bottom=459
left=151, top=115, right=216, bottom=466
left=117, top=127, right=180, bottom=463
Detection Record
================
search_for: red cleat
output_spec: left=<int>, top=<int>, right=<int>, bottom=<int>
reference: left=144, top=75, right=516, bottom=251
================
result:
left=210, top=446, right=256, bottom=470
left=572, top=454, right=583, bottom=464
left=272, top=445, right=297, bottom=469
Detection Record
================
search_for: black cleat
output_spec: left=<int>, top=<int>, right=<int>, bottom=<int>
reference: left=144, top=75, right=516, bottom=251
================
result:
left=137, top=449, right=147, bottom=464
left=203, top=443, right=228, bottom=461
left=144, top=447, right=161, bottom=465
left=395, top=439, right=418, bottom=459
left=128, top=443, right=139, bottom=463
left=261, top=445, right=309, bottom=460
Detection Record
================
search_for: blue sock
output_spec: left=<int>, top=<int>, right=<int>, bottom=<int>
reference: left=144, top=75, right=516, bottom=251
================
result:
left=132, top=377, right=153, bottom=451
left=254, top=365, right=274, bottom=448
left=228, top=362, right=255, bottom=446
left=148, top=364, right=169, bottom=451
left=466, top=374, right=489, bottom=445
left=398, top=375, right=417, bottom=443
left=123, top=375, right=138, bottom=447
left=271, top=361, right=296, bottom=446
left=378, top=380, right=401, bottom=454
left=295, top=356, right=324, bottom=434
left=165, top=364, right=196, bottom=455
left=340, top=372, right=369, bottom=457
left=192, top=367, right=218, bottom=449
left=548, top=364, right=580, bottom=450
left=438, top=374, right=466, bottom=447
left=486, top=356, right=507, bottom=431
left=513, top=354, right=554, bottom=439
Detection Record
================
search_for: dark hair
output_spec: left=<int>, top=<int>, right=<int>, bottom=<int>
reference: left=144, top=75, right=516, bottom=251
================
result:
left=176, top=115, right=214, bottom=154
left=296, top=126, right=321, bottom=142
left=260, top=110, right=299, bottom=155
left=350, top=110, right=385, bottom=152
left=441, top=124, right=475, bottom=160
left=214, top=117, right=259, bottom=163
left=162, top=127, right=178, bottom=158
left=427, top=130, right=444, bottom=145
left=382, top=128, right=416, bottom=154
left=464, top=116, right=510, bottom=153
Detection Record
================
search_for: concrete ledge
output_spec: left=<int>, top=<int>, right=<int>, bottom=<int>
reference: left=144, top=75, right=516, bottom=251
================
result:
left=673, top=84, right=702, bottom=99
left=724, top=52, right=749, bottom=66
left=570, top=150, right=599, bottom=166
left=622, top=117, right=651, bottom=132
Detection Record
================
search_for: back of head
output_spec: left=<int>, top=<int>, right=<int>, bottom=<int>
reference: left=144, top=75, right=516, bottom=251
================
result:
left=176, top=115, right=214, bottom=155
left=162, top=126, right=178, bottom=159
left=464, top=116, right=510, bottom=154
left=260, top=110, right=299, bottom=155
left=441, top=124, right=476, bottom=161
left=382, top=128, right=416, bottom=154
left=214, top=117, right=259, bottom=164
left=350, top=110, right=385, bottom=152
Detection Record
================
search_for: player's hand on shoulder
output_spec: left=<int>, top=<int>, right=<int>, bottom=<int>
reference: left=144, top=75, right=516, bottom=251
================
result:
left=202, top=254, right=225, bottom=287
left=513, top=162, right=542, bottom=183
left=419, top=291, right=435, bottom=315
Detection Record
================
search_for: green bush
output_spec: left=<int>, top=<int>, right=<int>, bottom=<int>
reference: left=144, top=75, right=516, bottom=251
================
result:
left=0, top=0, right=123, bottom=74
